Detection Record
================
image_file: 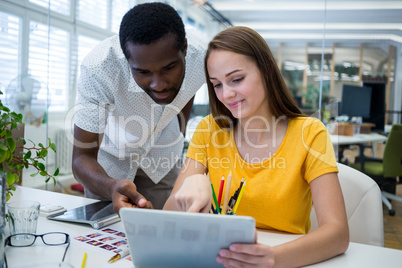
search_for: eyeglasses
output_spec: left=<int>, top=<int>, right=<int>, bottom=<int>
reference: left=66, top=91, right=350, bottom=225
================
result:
left=4, top=232, right=70, bottom=267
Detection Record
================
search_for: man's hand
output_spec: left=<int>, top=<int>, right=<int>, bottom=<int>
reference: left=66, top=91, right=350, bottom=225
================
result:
left=112, top=179, right=154, bottom=215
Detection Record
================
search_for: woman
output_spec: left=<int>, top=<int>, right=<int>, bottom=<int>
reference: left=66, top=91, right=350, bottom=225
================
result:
left=164, top=26, right=349, bottom=267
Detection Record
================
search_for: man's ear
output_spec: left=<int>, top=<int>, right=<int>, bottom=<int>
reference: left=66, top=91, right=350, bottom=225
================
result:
left=183, top=38, right=188, bottom=56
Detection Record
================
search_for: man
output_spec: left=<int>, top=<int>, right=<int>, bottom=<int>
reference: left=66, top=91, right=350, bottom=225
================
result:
left=72, top=2, right=206, bottom=212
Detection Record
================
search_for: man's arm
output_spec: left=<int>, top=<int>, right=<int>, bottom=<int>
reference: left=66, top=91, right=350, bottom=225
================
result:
left=177, top=96, right=195, bottom=135
left=72, top=124, right=152, bottom=213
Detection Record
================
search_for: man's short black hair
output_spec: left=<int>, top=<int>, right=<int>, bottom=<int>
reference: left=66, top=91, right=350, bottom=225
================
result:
left=119, top=2, right=186, bottom=59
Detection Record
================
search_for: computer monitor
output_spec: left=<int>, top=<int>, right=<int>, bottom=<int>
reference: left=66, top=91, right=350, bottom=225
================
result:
left=341, top=85, right=372, bottom=118
left=362, top=82, right=386, bottom=132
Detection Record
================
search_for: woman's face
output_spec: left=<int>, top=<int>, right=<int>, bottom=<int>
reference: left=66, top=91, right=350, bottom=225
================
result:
left=207, top=50, right=270, bottom=120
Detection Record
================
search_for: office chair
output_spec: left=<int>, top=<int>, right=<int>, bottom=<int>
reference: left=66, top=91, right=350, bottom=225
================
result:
left=310, top=163, right=384, bottom=247
left=351, top=124, right=402, bottom=216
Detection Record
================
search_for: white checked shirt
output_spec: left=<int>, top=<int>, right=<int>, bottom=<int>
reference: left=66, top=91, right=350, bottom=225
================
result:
left=75, top=28, right=207, bottom=186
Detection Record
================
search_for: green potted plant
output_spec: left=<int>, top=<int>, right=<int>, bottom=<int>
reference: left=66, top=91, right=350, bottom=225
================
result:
left=0, top=91, right=59, bottom=200
left=1, top=89, right=59, bottom=266
left=0, top=90, right=59, bottom=200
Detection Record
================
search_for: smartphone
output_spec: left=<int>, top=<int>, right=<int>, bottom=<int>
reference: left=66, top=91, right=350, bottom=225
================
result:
left=40, top=204, right=67, bottom=216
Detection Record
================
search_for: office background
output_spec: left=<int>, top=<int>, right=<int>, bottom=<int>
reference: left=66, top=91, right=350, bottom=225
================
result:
left=0, top=0, right=399, bottom=188
left=0, top=0, right=401, bottom=247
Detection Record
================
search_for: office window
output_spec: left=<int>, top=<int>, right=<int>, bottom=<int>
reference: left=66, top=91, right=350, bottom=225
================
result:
left=78, top=35, right=100, bottom=66
left=29, top=0, right=71, bottom=16
left=77, top=0, right=108, bottom=29
left=76, top=35, right=101, bottom=78
left=29, top=21, right=69, bottom=112
left=111, top=0, right=132, bottom=33
left=0, top=11, right=20, bottom=94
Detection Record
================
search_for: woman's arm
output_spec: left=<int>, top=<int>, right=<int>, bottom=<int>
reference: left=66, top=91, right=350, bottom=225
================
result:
left=163, top=157, right=211, bottom=212
left=217, top=172, right=349, bottom=268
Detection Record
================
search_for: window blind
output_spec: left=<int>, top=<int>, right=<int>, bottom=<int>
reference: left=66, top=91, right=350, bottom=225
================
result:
left=76, top=35, right=101, bottom=78
left=28, top=21, right=69, bottom=112
left=0, top=11, right=20, bottom=95
left=111, top=0, right=132, bottom=33
left=29, top=0, right=71, bottom=16
left=77, top=0, right=108, bottom=29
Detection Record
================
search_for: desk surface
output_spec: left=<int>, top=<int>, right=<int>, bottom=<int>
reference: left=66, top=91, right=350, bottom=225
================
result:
left=5, top=187, right=402, bottom=268
left=330, top=132, right=387, bottom=145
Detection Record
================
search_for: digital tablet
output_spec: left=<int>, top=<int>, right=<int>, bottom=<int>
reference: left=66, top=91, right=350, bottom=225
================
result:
left=47, top=201, right=120, bottom=229
left=120, top=208, right=256, bottom=268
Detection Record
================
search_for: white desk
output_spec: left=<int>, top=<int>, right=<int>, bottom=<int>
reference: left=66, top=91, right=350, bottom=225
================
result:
left=330, top=133, right=387, bottom=169
left=330, top=133, right=387, bottom=146
left=5, top=187, right=402, bottom=268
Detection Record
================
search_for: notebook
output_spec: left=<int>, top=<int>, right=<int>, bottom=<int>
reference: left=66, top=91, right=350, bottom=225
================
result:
left=47, top=201, right=120, bottom=229
left=120, top=208, right=256, bottom=268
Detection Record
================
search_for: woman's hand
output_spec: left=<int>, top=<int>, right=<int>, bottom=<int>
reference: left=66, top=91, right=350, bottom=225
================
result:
left=217, top=243, right=275, bottom=268
left=173, top=174, right=212, bottom=213
left=216, top=231, right=275, bottom=268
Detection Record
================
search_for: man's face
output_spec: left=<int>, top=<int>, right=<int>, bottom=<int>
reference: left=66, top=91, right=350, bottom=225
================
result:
left=126, top=34, right=187, bottom=104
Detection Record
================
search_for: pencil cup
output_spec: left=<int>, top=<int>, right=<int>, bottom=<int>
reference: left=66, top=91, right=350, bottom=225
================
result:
left=6, top=200, right=40, bottom=235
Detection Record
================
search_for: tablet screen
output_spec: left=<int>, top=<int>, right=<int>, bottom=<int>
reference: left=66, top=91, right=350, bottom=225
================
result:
left=47, top=201, right=120, bottom=229
left=120, top=208, right=255, bottom=268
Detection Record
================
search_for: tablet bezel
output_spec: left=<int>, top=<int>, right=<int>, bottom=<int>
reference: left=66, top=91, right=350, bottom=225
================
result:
left=120, top=208, right=256, bottom=268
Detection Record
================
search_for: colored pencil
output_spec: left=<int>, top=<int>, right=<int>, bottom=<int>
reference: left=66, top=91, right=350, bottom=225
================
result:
left=221, top=172, right=232, bottom=215
left=217, top=176, right=225, bottom=207
left=81, top=252, right=87, bottom=268
left=232, top=177, right=244, bottom=203
left=239, top=177, right=245, bottom=190
left=210, top=181, right=221, bottom=214
left=233, top=181, right=246, bottom=215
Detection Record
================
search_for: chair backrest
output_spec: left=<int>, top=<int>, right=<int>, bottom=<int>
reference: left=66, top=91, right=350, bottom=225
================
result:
left=383, top=124, right=402, bottom=178
left=310, top=163, right=384, bottom=247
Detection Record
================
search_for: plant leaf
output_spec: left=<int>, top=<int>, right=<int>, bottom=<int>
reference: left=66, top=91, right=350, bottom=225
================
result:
left=30, top=171, right=39, bottom=177
left=6, top=172, right=16, bottom=186
left=0, top=143, right=7, bottom=151
left=27, top=139, right=35, bottom=146
left=40, top=149, right=48, bottom=158
left=13, top=173, right=20, bottom=183
left=6, top=137, right=16, bottom=152
left=0, top=148, right=7, bottom=162
left=49, top=143, right=56, bottom=152
left=5, top=129, right=12, bottom=138
left=24, top=150, right=32, bottom=160
left=37, top=162, right=45, bottom=171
